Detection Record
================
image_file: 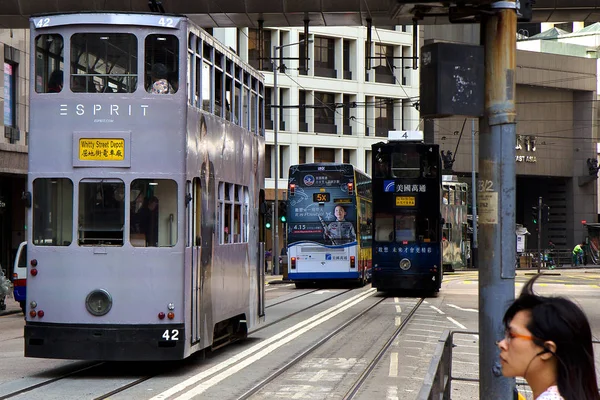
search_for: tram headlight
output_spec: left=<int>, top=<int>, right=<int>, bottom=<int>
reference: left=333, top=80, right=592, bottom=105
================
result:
left=399, top=258, right=411, bottom=271
left=85, top=289, right=113, bottom=316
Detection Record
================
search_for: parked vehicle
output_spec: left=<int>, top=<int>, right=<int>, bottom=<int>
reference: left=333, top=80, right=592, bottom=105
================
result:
left=12, top=241, right=27, bottom=313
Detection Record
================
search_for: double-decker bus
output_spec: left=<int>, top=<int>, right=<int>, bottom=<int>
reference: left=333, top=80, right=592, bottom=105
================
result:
left=442, top=175, right=470, bottom=271
left=371, top=133, right=443, bottom=292
left=24, top=12, right=265, bottom=361
left=286, top=163, right=372, bottom=288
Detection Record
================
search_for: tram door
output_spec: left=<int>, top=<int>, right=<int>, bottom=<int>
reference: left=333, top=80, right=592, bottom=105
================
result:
left=190, top=178, right=202, bottom=344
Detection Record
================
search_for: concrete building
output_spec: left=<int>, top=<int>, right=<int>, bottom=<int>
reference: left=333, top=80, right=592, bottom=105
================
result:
left=213, top=25, right=421, bottom=252
left=0, top=29, right=28, bottom=276
left=423, top=25, right=598, bottom=251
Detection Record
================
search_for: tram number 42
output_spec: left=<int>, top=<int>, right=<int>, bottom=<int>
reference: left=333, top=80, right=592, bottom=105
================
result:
left=162, top=329, right=180, bottom=341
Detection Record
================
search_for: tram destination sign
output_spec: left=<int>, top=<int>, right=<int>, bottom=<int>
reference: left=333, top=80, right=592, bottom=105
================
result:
left=79, top=138, right=125, bottom=161
left=395, top=195, right=416, bottom=207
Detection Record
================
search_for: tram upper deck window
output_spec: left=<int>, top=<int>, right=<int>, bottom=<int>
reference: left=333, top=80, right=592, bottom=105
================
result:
left=391, top=152, right=420, bottom=178
left=145, top=34, right=179, bottom=94
left=35, top=35, right=64, bottom=93
left=78, top=180, right=125, bottom=246
left=130, top=179, right=178, bottom=247
left=70, top=33, right=137, bottom=93
left=33, top=178, right=73, bottom=246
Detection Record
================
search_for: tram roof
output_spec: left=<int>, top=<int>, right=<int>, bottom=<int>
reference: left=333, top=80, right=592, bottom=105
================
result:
left=0, top=1, right=599, bottom=29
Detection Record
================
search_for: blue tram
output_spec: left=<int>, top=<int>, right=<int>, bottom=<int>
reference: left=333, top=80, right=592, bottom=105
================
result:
left=24, top=12, right=265, bottom=360
left=371, top=133, right=443, bottom=292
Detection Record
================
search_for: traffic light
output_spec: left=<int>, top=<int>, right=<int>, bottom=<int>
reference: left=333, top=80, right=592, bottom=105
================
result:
left=541, top=205, right=550, bottom=223
left=531, top=206, right=538, bottom=224
left=265, top=213, right=272, bottom=229
left=279, top=201, right=287, bottom=223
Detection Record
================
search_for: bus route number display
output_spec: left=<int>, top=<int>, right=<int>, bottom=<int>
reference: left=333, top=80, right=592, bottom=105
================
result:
left=395, top=195, right=416, bottom=207
left=313, top=193, right=330, bottom=203
left=79, top=139, right=125, bottom=161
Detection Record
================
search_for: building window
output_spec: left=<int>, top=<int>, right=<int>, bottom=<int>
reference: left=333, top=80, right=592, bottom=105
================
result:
left=314, top=92, right=336, bottom=134
left=299, top=90, right=308, bottom=132
left=3, top=61, right=16, bottom=129
left=314, top=36, right=336, bottom=78
left=299, top=147, right=307, bottom=164
left=299, top=33, right=308, bottom=75
left=375, top=97, right=394, bottom=137
left=374, top=43, right=395, bottom=84
left=314, top=148, right=335, bottom=163
left=248, top=29, right=271, bottom=71
left=265, top=144, right=273, bottom=178
left=343, top=40, right=352, bottom=80
left=343, top=94, right=353, bottom=135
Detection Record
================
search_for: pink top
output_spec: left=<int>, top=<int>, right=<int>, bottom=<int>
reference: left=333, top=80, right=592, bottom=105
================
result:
left=536, top=386, right=564, bottom=400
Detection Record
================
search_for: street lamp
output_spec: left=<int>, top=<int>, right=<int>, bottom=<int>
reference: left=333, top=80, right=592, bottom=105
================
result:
left=272, top=38, right=311, bottom=276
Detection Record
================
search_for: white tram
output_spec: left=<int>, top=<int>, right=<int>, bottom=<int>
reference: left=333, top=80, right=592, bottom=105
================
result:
left=24, top=12, right=265, bottom=360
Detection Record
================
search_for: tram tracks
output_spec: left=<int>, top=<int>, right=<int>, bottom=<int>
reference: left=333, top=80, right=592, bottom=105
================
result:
left=251, top=288, right=353, bottom=335
left=238, top=296, right=425, bottom=400
left=265, top=288, right=321, bottom=308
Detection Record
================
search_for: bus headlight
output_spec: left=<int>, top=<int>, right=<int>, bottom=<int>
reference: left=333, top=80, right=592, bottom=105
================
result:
left=399, top=258, right=411, bottom=271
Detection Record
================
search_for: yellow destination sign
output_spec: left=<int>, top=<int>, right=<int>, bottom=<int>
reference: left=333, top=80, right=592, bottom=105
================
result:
left=395, top=195, right=415, bottom=207
left=79, top=139, right=125, bottom=161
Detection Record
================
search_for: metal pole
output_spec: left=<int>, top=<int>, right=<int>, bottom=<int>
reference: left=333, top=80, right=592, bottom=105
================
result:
left=537, top=196, right=542, bottom=273
left=479, top=2, right=517, bottom=399
left=273, top=44, right=280, bottom=276
left=471, top=119, right=478, bottom=268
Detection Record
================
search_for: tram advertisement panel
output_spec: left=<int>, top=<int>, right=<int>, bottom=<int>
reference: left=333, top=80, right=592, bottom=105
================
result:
left=287, top=166, right=357, bottom=246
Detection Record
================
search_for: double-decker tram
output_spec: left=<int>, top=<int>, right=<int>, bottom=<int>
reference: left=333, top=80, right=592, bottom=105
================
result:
left=442, top=175, right=470, bottom=271
left=25, top=12, right=266, bottom=361
left=371, top=132, right=443, bottom=292
left=286, top=163, right=372, bottom=288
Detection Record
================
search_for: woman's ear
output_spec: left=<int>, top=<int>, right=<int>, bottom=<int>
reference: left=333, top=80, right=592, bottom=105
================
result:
left=540, top=341, right=557, bottom=360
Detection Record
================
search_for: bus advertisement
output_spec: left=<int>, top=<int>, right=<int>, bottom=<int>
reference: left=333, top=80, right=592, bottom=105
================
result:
left=286, top=163, right=372, bottom=288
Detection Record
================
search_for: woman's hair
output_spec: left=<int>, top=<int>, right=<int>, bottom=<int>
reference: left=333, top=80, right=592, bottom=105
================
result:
left=503, top=275, right=600, bottom=400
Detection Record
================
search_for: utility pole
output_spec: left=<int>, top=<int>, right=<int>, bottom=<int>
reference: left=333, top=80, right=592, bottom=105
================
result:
left=478, top=2, right=517, bottom=398
left=537, top=196, right=542, bottom=273
left=272, top=44, right=280, bottom=276
left=471, top=119, right=478, bottom=268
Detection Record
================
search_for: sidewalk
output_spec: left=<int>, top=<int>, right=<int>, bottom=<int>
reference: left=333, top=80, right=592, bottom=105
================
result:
left=0, top=293, right=22, bottom=317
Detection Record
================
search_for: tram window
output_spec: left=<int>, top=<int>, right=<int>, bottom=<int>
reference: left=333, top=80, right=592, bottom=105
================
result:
left=225, top=74, right=233, bottom=122
left=215, top=67, right=223, bottom=117
left=374, top=152, right=390, bottom=178
left=375, top=214, right=393, bottom=243
left=71, top=33, right=137, bottom=93
left=32, top=178, right=73, bottom=246
left=234, top=81, right=241, bottom=126
left=78, top=179, right=124, bottom=246
left=422, top=151, right=439, bottom=179
left=395, top=214, right=416, bottom=242
left=35, top=34, right=64, bottom=93
left=243, top=188, right=249, bottom=242
left=130, top=179, right=178, bottom=247
left=258, top=83, right=264, bottom=135
left=145, top=34, right=179, bottom=94
left=202, top=61, right=211, bottom=112
left=391, top=152, right=420, bottom=178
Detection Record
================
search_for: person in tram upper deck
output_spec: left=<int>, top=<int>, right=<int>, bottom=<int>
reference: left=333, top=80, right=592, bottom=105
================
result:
left=149, top=63, right=175, bottom=94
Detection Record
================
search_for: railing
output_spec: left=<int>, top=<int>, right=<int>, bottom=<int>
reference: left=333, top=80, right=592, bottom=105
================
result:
left=417, top=329, right=600, bottom=399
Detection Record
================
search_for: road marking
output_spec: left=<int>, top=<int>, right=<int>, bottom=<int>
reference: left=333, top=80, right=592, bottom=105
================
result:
left=389, top=352, right=398, bottom=377
left=387, top=386, right=399, bottom=400
left=447, top=304, right=478, bottom=313
left=309, top=369, right=328, bottom=382
left=394, top=297, right=400, bottom=303
left=395, top=305, right=402, bottom=313
left=447, top=316, right=468, bottom=330
left=152, top=288, right=376, bottom=400
left=430, top=305, right=445, bottom=314
left=395, top=316, right=402, bottom=326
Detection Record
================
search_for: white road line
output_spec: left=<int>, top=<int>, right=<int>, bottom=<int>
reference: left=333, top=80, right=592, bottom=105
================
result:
left=447, top=304, right=478, bottom=313
left=423, top=300, right=429, bottom=304
left=389, top=352, right=398, bottom=377
left=309, top=369, right=328, bottom=382
left=395, top=316, right=402, bottom=326
left=429, top=305, right=445, bottom=314
left=150, top=288, right=376, bottom=400
left=394, top=297, right=400, bottom=303
left=395, top=305, right=402, bottom=313
left=387, top=386, right=399, bottom=400
left=447, top=316, right=468, bottom=330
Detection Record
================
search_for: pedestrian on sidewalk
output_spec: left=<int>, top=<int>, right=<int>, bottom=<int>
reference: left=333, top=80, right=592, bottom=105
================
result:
left=497, top=274, right=600, bottom=400
left=572, top=242, right=585, bottom=266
